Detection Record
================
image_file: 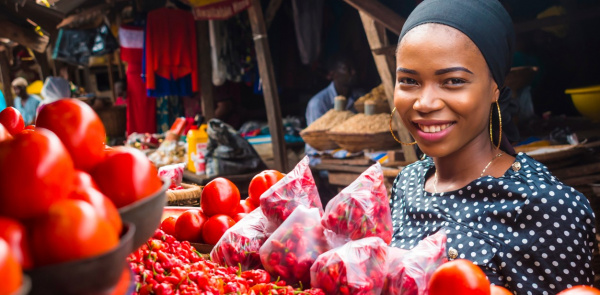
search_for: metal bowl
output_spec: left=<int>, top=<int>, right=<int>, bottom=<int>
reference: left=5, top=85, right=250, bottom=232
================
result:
left=118, top=180, right=170, bottom=250
left=25, top=222, right=135, bottom=295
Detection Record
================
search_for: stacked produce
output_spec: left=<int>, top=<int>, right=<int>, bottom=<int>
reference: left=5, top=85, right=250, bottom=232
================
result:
left=210, top=209, right=269, bottom=271
left=0, top=101, right=163, bottom=294
left=129, top=229, right=326, bottom=295
left=383, top=231, right=447, bottom=295
left=300, top=98, right=355, bottom=151
left=328, top=113, right=393, bottom=134
left=259, top=206, right=329, bottom=287
left=310, top=237, right=389, bottom=295
left=354, top=84, right=390, bottom=114
left=259, top=156, right=322, bottom=228
left=321, top=163, right=392, bottom=247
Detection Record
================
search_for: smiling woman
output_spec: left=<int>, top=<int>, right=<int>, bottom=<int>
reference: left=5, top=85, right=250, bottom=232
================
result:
left=388, top=0, right=597, bottom=294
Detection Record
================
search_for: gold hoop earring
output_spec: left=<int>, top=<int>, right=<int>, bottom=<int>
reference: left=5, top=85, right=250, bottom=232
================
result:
left=489, top=100, right=502, bottom=150
left=389, top=107, right=417, bottom=145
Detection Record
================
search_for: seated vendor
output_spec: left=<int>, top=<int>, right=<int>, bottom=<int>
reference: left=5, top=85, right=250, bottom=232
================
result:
left=389, top=0, right=596, bottom=294
left=304, top=56, right=362, bottom=164
left=12, top=77, right=41, bottom=125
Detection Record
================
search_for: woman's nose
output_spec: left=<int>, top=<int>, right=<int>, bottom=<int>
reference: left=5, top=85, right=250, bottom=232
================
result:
left=413, top=86, right=443, bottom=113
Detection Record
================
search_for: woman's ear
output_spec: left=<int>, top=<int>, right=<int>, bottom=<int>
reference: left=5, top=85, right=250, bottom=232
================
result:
left=492, top=85, right=500, bottom=103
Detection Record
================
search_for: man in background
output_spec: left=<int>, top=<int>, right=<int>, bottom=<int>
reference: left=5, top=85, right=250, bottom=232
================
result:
left=12, top=77, right=41, bottom=125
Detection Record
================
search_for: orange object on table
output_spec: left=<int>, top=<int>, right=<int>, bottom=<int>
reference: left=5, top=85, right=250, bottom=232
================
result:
left=169, top=117, right=188, bottom=136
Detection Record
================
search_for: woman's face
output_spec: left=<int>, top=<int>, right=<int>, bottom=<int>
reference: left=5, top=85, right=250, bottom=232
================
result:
left=394, top=24, right=499, bottom=157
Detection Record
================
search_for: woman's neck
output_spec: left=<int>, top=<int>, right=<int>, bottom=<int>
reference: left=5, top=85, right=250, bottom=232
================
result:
left=432, top=134, right=496, bottom=186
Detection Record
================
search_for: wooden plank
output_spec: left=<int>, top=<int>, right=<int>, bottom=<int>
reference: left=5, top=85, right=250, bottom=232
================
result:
left=0, top=51, right=13, bottom=107
left=329, top=172, right=360, bottom=186
left=562, top=174, right=600, bottom=187
left=320, top=157, right=373, bottom=166
left=247, top=0, right=288, bottom=172
left=0, top=20, right=49, bottom=53
left=196, top=21, right=215, bottom=122
left=265, top=0, right=283, bottom=29
left=107, top=55, right=115, bottom=103
left=359, top=12, right=418, bottom=163
left=553, top=162, right=600, bottom=180
left=343, top=0, right=405, bottom=35
left=314, top=163, right=369, bottom=174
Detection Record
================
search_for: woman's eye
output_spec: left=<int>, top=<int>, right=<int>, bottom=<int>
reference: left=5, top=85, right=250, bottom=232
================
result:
left=446, top=78, right=466, bottom=85
left=398, top=78, right=418, bottom=85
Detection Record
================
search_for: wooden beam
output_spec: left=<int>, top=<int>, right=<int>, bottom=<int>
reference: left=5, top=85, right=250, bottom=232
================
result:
left=196, top=21, right=215, bottom=122
left=359, top=11, right=418, bottom=163
left=247, top=0, right=288, bottom=172
left=107, top=55, right=116, bottom=103
left=0, top=20, right=49, bottom=53
left=34, top=50, right=51, bottom=79
left=56, top=4, right=109, bottom=30
left=0, top=50, right=13, bottom=107
left=343, top=0, right=405, bottom=35
left=265, top=0, right=283, bottom=29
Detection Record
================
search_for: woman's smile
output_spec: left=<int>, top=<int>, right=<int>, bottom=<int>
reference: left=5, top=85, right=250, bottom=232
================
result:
left=413, top=120, right=456, bottom=141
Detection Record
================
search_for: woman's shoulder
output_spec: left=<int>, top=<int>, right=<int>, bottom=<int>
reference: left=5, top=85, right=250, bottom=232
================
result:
left=507, top=152, right=593, bottom=212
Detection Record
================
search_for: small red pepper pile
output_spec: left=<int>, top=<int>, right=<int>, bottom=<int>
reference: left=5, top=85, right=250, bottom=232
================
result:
left=128, top=229, right=326, bottom=295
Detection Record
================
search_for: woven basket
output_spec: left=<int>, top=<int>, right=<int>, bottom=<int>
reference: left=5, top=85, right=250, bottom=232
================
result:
left=327, top=131, right=400, bottom=153
left=354, top=100, right=391, bottom=114
left=166, top=183, right=203, bottom=206
left=300, top=129, right=339, bottom=151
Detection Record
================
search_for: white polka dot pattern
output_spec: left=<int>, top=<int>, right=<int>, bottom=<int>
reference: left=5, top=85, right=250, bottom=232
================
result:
left=389, top=153, right=597, bottom=294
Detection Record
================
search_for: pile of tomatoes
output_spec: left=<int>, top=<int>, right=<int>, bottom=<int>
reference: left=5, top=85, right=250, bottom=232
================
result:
left=0, top=101, right=162, bottom=294
left=160, top=170, right=284, bottom=246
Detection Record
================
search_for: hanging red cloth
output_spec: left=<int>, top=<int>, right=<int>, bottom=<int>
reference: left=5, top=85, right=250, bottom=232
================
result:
left=145, top=8, right=199, bottom=94
left=119, top=25, right=157, bottom=135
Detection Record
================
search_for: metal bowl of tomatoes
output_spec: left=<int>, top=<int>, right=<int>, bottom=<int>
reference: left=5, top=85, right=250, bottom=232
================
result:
left=118, top=180, right=170, bottom=251
left=25, top=222, right=135, bottom=295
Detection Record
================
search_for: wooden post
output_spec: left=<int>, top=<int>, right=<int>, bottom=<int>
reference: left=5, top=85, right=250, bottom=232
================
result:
left=0, top=51, right=13, bottom=107
left=247, top=0, right=288, bottom=172
left=107, top=55, right=116, bottom=103
left=196, top=21, right=215, bottom=122
left=359, top=11, right=418, bottom=163
left=343, top=0, right=405, bottom=35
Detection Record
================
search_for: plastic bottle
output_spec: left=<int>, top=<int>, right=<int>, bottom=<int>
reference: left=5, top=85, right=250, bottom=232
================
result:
left=187, top=124, right=209, bottom=175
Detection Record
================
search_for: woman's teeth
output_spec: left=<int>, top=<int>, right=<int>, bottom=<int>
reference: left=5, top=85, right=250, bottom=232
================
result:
left=418, top=123, right=452, bottom=133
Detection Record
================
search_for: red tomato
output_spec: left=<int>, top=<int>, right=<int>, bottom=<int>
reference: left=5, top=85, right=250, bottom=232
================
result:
left=160, top=216, right=177, bottom=237
left=0, top=238, right=22, bottom=295
left=36, top=99, right=106, bottom=171
left=29, top=199, right=119, bottom=266
left=232, top=213, right=247, bottom=222
left=247, top=170, right=284, bottom=207
left=0, top=107, right=24, bottom=135
left=91, top=147, right=162, bottom=208
left=491, top=285, right=513, bottom=295
left=428, top=259, right=490, bottom=295
left=557, top=286, right=600, bottom=295
left=24, top=125, right=35, bottom=130
left=201, top=178, right=240, bottom=217
left=231, top=199, right=256, bottom=217
left=0, top=218, right=33, bottom=269
left=69, top=171, right=123, bottom=234
left=0, top=128, right=75, bottom=220
left=0, top=123, right=12, bottom=142
left=201, top=214, right=236, bottom=245
left=175, top=209, right=208, bottom=243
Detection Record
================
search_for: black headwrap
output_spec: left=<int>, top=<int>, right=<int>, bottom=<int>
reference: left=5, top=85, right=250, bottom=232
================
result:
left=398, top=0, right=518, bottom=154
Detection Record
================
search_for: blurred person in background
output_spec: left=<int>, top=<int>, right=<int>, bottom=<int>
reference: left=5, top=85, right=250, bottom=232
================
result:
left=12, top=77, right=41, bottom=125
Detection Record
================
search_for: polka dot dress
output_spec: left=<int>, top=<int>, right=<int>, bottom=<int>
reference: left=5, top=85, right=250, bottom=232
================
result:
left=389, top=153, right=597, bottom=294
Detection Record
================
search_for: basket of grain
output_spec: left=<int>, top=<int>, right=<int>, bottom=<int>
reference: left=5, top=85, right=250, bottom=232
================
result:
left=327, top=113, right=399, bottom=152
left=166, top=183, right=203, bottom=206
left=300, top=97, right=355, bottom=151
left=354, top=84, right=391, bottom=114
